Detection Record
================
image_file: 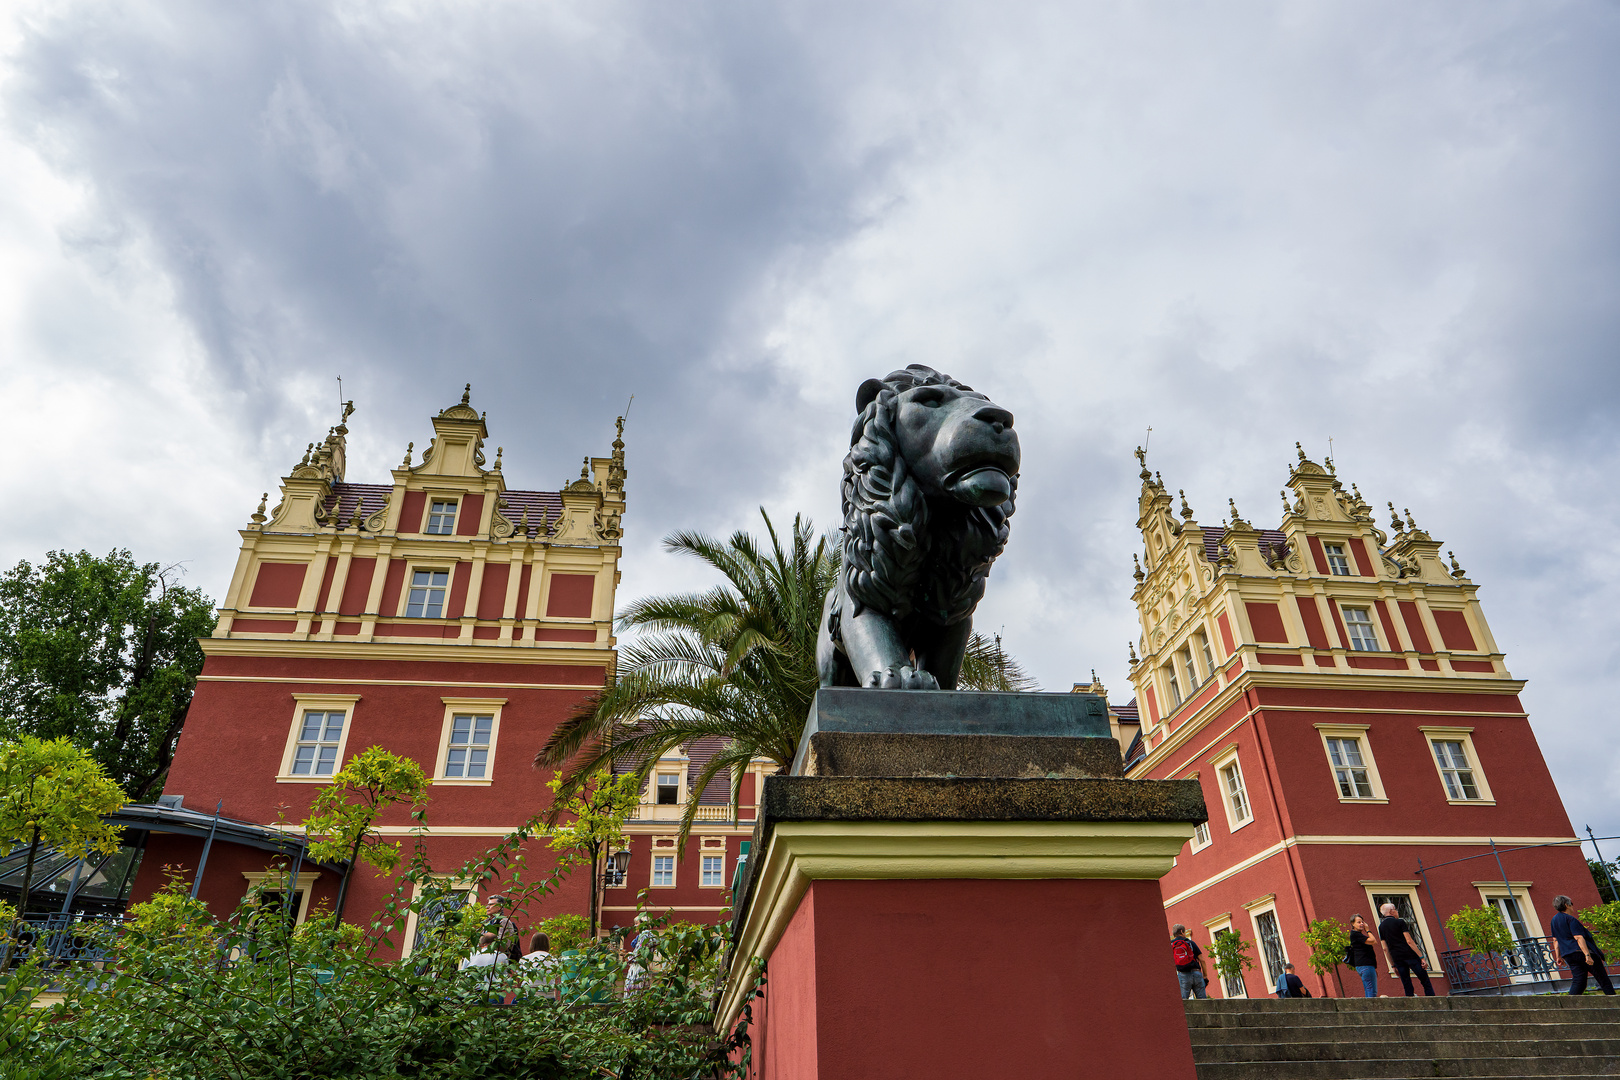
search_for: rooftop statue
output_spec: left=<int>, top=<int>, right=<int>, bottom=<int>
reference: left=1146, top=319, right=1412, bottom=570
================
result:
left=817, top=365, right=1019, bottom=690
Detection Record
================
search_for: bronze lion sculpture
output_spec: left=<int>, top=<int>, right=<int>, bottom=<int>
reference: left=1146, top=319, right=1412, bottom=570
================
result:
left=817, top=365, right=1019, bottom=690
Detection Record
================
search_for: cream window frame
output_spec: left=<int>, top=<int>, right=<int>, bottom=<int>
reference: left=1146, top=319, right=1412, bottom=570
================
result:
left=1360, top=880, right=1443, bottom=975
left=1210, top=745, right=1253, bottom=833
left=1314, top=723, right=1388, bottom=803
left=1342, top=606, right=1380, bottom=651
left=1190, top=820, right=1212, bottom=852
left=242, top=871, right=320, bottom=924
left=432, top=698, right=507, bottom=786
left=1201, top=914, right=1247, bottom=999
left=650, top=837, right=677, bottom=889
left=1470, top=881, right=1545, bottom=941
left=424, top=498, right=460, bottom=536
left=1244, top=896, right=1290, bottom=993
left=1419, top=726, right=1495, bottom=805
left=1165, top=663, right=1184, bottom=707
left=399, top=561, right=455, bottom=619
left=276, top=694, right=361, bottom=783
left=1197, top=630, right=1217, bottom=678
left=400, top=875, right=477, bottom=959
left=699, top=837, right=728, bottom=889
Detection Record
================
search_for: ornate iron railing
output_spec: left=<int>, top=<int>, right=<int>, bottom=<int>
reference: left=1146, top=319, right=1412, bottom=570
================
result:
left=1441, top=935, right=1620, bottom=993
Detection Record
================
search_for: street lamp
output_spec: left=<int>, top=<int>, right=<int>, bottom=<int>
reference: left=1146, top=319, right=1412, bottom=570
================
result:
left=606, top=848, right=632, bottom=887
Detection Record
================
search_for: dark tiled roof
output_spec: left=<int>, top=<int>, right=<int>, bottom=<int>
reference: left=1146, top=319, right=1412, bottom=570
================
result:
left=1113, top=698, right=1139, bottom=724
left=320, top=483, right=565, bottom=539
left=685, top=737, right=733, bottom=805
left=497, top=490, right=566, bottom=541
left=321, top=483, right=392, bottom=525
left=1123, top=730, right=1146, bottom=771
left=1201, top=527, right=1287, bottom=564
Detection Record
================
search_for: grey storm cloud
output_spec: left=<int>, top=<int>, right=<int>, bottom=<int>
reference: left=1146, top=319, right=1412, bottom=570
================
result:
left=3, top=1, right=1620, bottom=836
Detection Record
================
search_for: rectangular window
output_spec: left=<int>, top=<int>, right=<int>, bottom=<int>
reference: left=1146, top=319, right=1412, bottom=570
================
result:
left=1324, top=543, right=1351, bottom=576
left=701, top=854, right=724, bottom=887
left=425, top=500, right=458, bottom=535
left=1433, top=740, right=1480, bottom=800
left=1197, top=631, right=1216, bottom=678
left=1343, top=607, right=1379, bottom=651
left=406, top=569, right=449, bottom=618
left=656, top=774, right=680, bottom=805
left=1254, top=909, right=1288, bottom=989
left=1325, top=737, right=1375, bottom=799
left=1221, top=761, right=1252, bottom=826
left=652, top=855, right=674, bottom=887
left=1211, top=928, right=1247, bottom=998
left=290, top=711, right=345, bottom=776
left=1192, top=821, right=1211, bottom=850
left=1370, top=892, right=1431, bottom=966
left=443, top=714, right=493, bottom=778
left=1165, top=664, right=1183, bottom=706
left=1180, top=646, right=1200, bottom=690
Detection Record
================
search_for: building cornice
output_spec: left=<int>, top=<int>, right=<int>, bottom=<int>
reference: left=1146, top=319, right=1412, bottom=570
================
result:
left=199, top=636, right=616, bottom=669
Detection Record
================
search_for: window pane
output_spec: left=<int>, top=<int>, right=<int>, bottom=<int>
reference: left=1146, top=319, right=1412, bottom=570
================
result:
left=323, top=714, right=344, bottom=740
left=1255, top=911, right=1287, bottom=986
left=467, top=749, right=487, bottom=777
left=474, top=716, right=492, bottom=738
left=431, top=571, right=448, bottom=586
left=292, top=748, right=314, bottom=774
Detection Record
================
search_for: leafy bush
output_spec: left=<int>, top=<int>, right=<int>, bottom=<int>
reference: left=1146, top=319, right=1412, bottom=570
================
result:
left=1299, top=917, right=1350, bottom=994
left=1209, top=929, right=1254, bottom=981
left=1446, top=904, right=1512, bottom=956
left=1579, top=901, right=1620, bottom=958
left=540, top=913, right=590, bottom=955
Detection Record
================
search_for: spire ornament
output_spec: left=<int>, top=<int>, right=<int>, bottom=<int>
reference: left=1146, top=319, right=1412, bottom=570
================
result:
left=1296, top=441, right=1308, bottom=464
left=1128, top=641, right=1139, bottom=665
left=1135, top=446, right=1151, bottom=481
left=493, top=446, right=503, bottom=472
left=1179, top=489, right=1195, bottom=521
left=1449, top=550, right=1466, bottom=579
left=401, top=442, right=413, bottom=468
left=1133, top=553, right=1145, bottom=583
left=251, top=493, right=267, bottom=526
left=1280, top=489, right=1292, bottom=515
left=461, top=383, right=471, bottom=406
left=1388, top=502, right=1404, bottom=533
left=1404, top=508, right=1418, bottom=532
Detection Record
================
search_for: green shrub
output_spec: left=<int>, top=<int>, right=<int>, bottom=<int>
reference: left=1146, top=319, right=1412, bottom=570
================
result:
left=1579, top=901, right=1620, bottom=958
left=1446, top=904, right=1512, bottom=956
left=541, top=912, right=590, bottom=954
left=1209, top=928, right=1254, bottom=982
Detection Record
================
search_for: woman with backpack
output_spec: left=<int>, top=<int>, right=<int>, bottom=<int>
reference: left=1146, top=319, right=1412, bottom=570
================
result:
left=1171, top=925, right=1208, bottom=999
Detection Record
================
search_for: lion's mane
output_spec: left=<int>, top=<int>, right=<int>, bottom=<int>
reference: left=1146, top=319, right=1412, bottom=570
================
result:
left=837, top=365, right=1016, bottom=628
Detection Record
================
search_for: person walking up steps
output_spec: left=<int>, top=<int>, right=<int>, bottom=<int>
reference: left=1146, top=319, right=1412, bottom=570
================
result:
left=1170, top=924, right=1208, bottom=999
left=1346, top=914, right=1380, bottom=998
left=1378, top=903, right=1433, bottom=996
left=1551, top=895, right=1616, bottom=996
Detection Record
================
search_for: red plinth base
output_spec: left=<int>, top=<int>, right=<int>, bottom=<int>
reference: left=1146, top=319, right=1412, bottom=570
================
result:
left=737, top=877, right=1197, bottom=1080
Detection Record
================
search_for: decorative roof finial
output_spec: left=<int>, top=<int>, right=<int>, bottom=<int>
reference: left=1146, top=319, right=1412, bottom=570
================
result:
left=1296, top=441, right=1308, bottom=464
left=1132, top=553, right=1145, bottom=583
left=1091, top=668, right=1098, bottom=684
left=518, top=505, right=530, bottom=536
left=1155, top=471, right=1164, bottom=489
left=493, top=446, right=503, bottom=471
left=1280, top=489, right=1292, bottom=514
left=1179, top=489, right=1194, bottom=521
left=251, top=493, right=267, bottom=525
left=1448, top=550, right=1465, bottom=578
left=300, top=443, right=313, bottom=466
left=1128, top=641, right=1139, bottom=664
left=1404, top=508, right=1418, bottom=532
left=581, top=457, right=591, bottom=481
left=1228, top=498, right=1245, bottom=525
left=1135, top=445, right=1150, bottom=481
left=402, top=442, right=413, bottom=468
left=461, top=383, right=471, bottom=406
left=1388, top=502, right=1404, bottom=532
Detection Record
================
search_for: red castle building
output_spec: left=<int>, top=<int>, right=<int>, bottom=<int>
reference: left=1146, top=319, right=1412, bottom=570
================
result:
left=129, top=390, right=759, bottom=950
left=1107, top=445, right=1601, bottom=996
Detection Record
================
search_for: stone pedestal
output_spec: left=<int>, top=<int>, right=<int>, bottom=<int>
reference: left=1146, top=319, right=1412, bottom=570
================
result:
left=719, top=694, right=1207, bottom=1079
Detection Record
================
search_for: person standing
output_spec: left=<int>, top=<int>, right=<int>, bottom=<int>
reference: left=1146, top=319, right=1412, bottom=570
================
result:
left=1550, top=895, right=1615, bottom=996
left=520, top=931, right=559, bottom=1000
left=1274, top=963, right=1307, bottom=998
left=1170, top=925, right=1208, bottom=999
left=1377, top=903, right=1434, bottom=996
left=484, top=894, right=522, bottom=962
left=1346, top=914, right=1380, bottom=998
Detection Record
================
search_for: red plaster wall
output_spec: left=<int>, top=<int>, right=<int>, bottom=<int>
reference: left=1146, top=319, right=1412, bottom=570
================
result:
left=1349, top=538, right=1375, bottom=576
left=379, top=559, right=407, bottom=617
left=752, top=879, right=1197, bottom=1079
left=1296, top=597, right=1330, bottom=650
left=477, top=564, right=510, bottom=620
left=456, top=493, right=484, bottom=536
left=339, top=558, right=375, bottom=616
left=1432, top=610, right=1477, bottom=651
left=751, top=885, right=818, bottom=1080
left=546, top=574, right=595, bottom=618
left=515, top=564, right=533, bottom=619
left=1307, top=536, right=1329, bottom=574
left=1217, top=612, right=1235, bottom=654
left=1374, top=600, right=1402, bottom=652
left=1399, top=601, right=1434, bottom=654
left=399, top=491, right=427, bottom=534
left=447, top=562, right=472, bottom=618
left=314, top=559, right=338, bottom=612
left=1246, top=602, right=1289, bottom=644
left=249, top=563, right=307, bottom=609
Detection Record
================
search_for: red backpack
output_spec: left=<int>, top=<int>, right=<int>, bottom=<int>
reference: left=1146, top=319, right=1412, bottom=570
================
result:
left=1171, top=937, right=1197, bottom=967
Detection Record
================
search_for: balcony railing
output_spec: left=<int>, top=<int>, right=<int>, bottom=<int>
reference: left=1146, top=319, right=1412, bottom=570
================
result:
left=1440, top=935, right=1620, bottom=994
left=629, top=803, right=741, bottom=822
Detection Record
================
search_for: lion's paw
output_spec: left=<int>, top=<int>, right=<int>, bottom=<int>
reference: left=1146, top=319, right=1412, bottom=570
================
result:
left=869, top=666, right=939, bottom=690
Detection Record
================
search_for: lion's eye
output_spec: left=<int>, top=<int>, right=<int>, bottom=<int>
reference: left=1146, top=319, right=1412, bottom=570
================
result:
left=912, top=391, right=946, bottom=407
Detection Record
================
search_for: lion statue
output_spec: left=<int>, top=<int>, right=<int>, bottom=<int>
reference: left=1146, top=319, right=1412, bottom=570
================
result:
left=817, top=365, right=1020, bottom=690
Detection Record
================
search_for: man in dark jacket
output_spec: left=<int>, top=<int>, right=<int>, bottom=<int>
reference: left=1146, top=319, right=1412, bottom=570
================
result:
left=1171, top=924, right=1208, bottom=999
left=1378, top=903, right=1434, bottom=996
left=1551, top=895, right=1615, bottom=996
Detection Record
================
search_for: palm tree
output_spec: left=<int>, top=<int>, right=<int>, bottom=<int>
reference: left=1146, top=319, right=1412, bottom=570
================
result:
left=535, top=508, right=1040, bottom=847
left=536, top=510, right=837, bottom=847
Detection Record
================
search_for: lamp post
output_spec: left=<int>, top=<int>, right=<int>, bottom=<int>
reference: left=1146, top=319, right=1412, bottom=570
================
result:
left=593, top=848, right=634, bottom=940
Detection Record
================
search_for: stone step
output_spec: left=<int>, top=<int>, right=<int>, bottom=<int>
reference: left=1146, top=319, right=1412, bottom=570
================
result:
left=1192, top=1037, right=1620, bottom=1063
left=1187, top=994, right=1620, bottom=1011
left=1189, top=1021, right=1620, bottom=1044
left=1195, top=1056, right=1620, bottom=1079
left=1187, top=1007, right=1620, bottom=1029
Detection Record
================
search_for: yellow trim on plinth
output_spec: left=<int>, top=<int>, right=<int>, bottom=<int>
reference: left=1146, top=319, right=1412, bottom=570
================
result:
left=715, top=819, right=1193, bottom=1032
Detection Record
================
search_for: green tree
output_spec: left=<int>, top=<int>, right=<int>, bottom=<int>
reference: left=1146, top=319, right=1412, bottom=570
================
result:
left=1445, top=903, right=1513, bottom=957
left=0, top=737, right=127, bottom=967
left=1578, top=901, right=1620, bottom=959
left=1299, top=916, right=1350, bottom=997
left=546, top=769, right=643, bottom=940
left=1589, top=859, right=1619, bottom=904
left=0, top=550, right=214, bottom=801
left=538, top=510, right=1037, bottom=849
left=1208, top=928, right=1254, bottom=994
left=303, top=746, right=429, bottom=925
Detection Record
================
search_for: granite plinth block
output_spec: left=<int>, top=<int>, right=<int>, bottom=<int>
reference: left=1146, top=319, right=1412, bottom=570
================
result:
left=801, top=730, right=1124, bottom=778
left=789, top=687, right=1111, bottom=775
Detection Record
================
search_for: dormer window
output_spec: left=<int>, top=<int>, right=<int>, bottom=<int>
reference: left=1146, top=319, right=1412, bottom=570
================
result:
left=656, top=773, right=680, bottom=805
left=406, top=570, right=449, bottom=618
left=1324, top=543, right=1351, bottom=576
left=426, top=500, right=458, bottom=535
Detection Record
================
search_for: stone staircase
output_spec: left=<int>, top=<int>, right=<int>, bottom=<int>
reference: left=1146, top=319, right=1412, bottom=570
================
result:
left=1185, top=996, right=1620, bottom=1078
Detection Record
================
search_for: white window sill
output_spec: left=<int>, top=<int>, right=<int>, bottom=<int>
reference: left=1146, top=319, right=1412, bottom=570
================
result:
left=1446, top=798, right=1496, bottom=806
left=1227, top=816, right=1253, bottom=833
left=434, top=778, right=494, bottom=787
left=1336, top=797, right=1389, bottom=805
left=276, top=775, right=336, bottom=784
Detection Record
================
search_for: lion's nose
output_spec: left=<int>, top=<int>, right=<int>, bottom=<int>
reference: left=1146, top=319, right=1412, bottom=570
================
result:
left=974, top=405, right=1014, bottom=434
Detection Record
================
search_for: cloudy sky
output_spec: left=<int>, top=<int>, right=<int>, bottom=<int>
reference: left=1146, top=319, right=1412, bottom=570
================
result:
left=3, top=2, right=1618, bottom=841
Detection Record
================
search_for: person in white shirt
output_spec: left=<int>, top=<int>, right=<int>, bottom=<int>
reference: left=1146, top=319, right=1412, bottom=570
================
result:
left=520, top=932, right=558, bottom=999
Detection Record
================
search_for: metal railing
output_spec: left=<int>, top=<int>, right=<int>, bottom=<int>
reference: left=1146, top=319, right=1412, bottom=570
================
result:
left=629, top=803, right=740, bottom=822
left=1441, top=935, right=1620, bottom=993
left=5, top=913, right=124, bottom=970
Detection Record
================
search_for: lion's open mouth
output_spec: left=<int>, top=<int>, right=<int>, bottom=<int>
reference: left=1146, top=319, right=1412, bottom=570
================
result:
left=942, top=453, right=1019, bottom=488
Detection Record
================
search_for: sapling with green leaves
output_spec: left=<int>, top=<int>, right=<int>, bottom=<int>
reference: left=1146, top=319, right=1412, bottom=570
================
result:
left=1578, top=901, right=1620, bottom=959
left=303, top=745, right=429, bottom=925
left=1445, top=903, right=1513, bottom=957
left=546, top=768, right=642, bottom=939
left=1209, top=928, right=1255, bottom=993
left=1300, top=916, right=1351, bottom=997
left=0, top=736, right=126, bottom=968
